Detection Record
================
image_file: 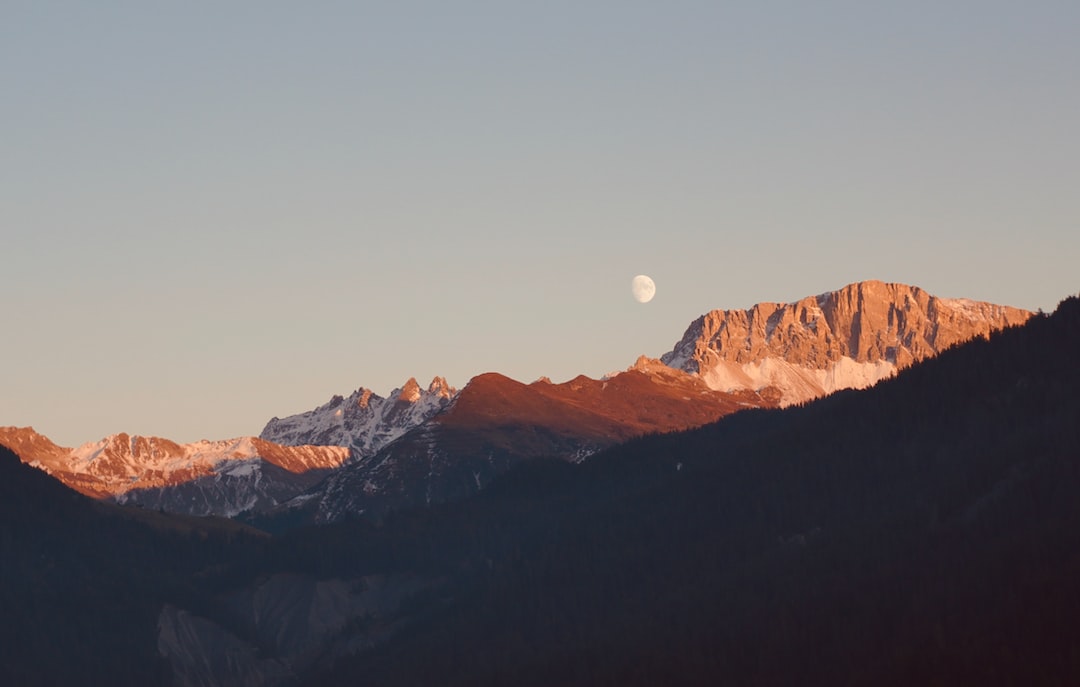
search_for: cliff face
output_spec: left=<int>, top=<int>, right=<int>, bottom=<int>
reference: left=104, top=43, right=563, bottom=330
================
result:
left=662, top=281, right=1033, bottom=404
left=159, top=572, right=438, bottom=687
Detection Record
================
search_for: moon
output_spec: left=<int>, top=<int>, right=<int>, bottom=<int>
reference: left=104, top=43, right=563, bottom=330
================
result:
left=631, top=274, right=656, bottom=303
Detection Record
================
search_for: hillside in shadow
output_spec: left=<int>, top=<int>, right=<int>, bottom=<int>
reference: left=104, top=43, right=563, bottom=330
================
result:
left=302, top=295, right=1080, bottom=686
left=4, top=295, right=1079, bottom=686
left=0, top=444, right=265, bottom=685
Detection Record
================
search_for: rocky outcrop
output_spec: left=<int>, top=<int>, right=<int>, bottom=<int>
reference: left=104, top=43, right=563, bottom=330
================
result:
left=259, top=376, right=457, bottom=455
left=159, top=572, right=438, bottom=687
left=662, top=280, right=1032, bottom=404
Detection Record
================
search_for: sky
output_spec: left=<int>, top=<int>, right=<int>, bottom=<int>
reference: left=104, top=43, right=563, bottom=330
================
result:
left=4, top=1, right=1079, bottom=447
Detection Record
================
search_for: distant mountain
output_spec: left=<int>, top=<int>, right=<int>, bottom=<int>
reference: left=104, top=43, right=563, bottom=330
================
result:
left=662, top=280, right=1032, bottom=404
left=259, top=376, right=456, bottom=452
left=278, top=360, right=774, bottom=523
left=5, top=282, right=1031, bottom=524
left=0, top=428, right=349, bottom=517
left=0, top=373, right=454, bottom=518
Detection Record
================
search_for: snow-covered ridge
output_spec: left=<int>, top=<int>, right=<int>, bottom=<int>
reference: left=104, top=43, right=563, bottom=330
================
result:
left=69, top=435, right=253, bottom=475
left=0, top=426, right=350, bottom=517
left=64, top=433, right=349, bottom=485
left=63, top=432, right=347, bottom=490
left=260, top=376, right=457, bottom=456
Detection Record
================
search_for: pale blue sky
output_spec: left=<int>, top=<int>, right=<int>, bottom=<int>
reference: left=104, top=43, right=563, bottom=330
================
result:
left=4, top=2, right=1078, bottom=446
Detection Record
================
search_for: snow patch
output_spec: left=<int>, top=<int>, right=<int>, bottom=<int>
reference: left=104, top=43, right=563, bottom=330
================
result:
left=259, top=378, right=457, bottom=456
left=698, top=356, right=897, bottom=405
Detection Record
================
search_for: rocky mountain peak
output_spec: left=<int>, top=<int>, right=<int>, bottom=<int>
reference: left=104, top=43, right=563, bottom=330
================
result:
left=259, top=374, right=458, bottom=455
left=629, top=355, right=670, bottom=375
left=356, top=388, right=374, bottom=409
left=427, top=376, right=455, bottom=398
left=398, top=378, right=422, bottom=403
left=662, top=280, right=1032, bottom=405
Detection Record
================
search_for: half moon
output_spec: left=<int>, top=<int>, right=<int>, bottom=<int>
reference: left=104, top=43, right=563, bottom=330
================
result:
left=631, top=275, right=656, bottom=303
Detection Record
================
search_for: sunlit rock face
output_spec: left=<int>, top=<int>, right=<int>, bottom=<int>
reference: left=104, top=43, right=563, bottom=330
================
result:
left=662, top=280, right=1032, bottom=405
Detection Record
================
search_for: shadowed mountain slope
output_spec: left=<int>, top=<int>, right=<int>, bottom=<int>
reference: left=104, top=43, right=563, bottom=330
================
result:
left=5, top=294, right=1078, bottom=686
left=288, top=360, right=774, bottom=523
left=0, top=444, right=264, bottom=686
left=301, top=295, right=1080, bottom=686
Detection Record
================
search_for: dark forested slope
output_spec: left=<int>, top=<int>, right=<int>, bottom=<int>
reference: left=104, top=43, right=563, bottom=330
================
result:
left=0, top=445, right=264, bottom=686
left=4, top=295, right=1078, bottom=686
left=307, top=296, right=1080, bottom=686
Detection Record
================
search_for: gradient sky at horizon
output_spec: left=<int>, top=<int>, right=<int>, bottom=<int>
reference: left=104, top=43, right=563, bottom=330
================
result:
left=4, top=1, right=1078, bottom=446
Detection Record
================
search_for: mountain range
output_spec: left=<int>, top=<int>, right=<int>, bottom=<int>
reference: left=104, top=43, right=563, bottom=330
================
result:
left=1, top=285, right=1076, bottom=686
left=1, top=281, right=1032, bottom=521
left=293, top=359, right=772, bottom=523
left=0, top=427, right=350, bottom=517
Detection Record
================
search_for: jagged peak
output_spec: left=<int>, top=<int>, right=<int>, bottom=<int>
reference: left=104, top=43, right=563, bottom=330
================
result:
left=261, top=375, right=457, bottom=452
left=355, top=388, right=374, bottom=409
left=428, top=376, right=455, bottom=398
left=398, top=377, right=422, bottom=402
left=630, top=355, right=666, bottom=372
